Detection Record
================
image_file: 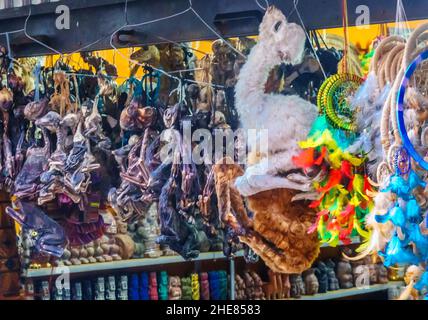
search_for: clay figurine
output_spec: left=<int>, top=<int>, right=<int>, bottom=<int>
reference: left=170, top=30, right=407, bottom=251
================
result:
left=168, top=276, right=182, bottom=300
left=314, top=261, right=328, bottom=293
left=303, top=268, right=319, bottom=295
left=336, top=258, right=354, bottom=289
left=105, top=276, right=116, bottom=300
left=290, top=274, right=305, bottom=298
left=94, top=277, right=105, bottom=300
left=325, top=259, right=340, bottom=291
left=376, top=263, right=389, bottom=284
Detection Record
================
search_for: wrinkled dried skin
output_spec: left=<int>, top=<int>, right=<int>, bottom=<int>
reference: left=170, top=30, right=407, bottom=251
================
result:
left=24, top=98, right=49, bottom=121
left=242, top=189, right=320, bottom=274
left=0, top=87, right=13, bottom=112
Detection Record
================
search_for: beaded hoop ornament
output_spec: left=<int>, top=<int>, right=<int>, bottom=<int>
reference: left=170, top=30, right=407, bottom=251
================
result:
left=394, top=146, right=411, bottom=175
left=317, top=73, right=364, bottom=132
left=397, top=50, right=428, bottom=171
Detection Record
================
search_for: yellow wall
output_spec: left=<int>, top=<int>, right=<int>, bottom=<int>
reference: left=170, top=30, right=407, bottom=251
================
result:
left=49, top=19, right=428, bottom=83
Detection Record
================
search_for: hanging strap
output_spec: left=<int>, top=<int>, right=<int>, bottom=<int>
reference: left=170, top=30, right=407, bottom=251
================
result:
left=342, top=0, right=350, bottom=74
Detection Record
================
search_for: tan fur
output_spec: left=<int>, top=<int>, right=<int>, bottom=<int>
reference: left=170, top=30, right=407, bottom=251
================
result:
left=214, top=157, right=320, bottom=274
left=244, top=189, right=320, bottom=274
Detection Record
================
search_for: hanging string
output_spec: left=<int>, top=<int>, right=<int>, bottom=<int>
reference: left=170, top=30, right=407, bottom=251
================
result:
left=341, top=0, right=350, bottom=74
left=188, top=2, right=246, bottom=59
left=24, top=5, right=107, bottom=61
left=293, top=0, right=327, bottom=79
left=393, top=0, right=410, bottom=38
left=255, top=0, right=269, bottom=11
left=5, top=33, right=13, bottom=71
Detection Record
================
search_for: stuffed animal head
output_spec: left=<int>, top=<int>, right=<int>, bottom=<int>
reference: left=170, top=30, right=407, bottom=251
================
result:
left=259, top=6, right=305, bottom=65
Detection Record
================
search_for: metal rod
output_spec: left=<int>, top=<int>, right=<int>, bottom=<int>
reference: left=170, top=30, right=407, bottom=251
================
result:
left=229, top=257, right=235, bottom=300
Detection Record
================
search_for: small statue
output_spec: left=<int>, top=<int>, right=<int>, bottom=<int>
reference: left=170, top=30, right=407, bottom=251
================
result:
left=325, top=259, right=340, bottom=291
left=72, top=282, right=82, bottom=300
left=243, top=271, right=255, bottom=299
left=235, top=275, right=246, bottom=300
left=168, top=276, right=182, bottom=300
left=53, top=286, right=63, bottom=300
left=314, top=261, right=329, bottom=293
left=181, top=277, right=193, bottom=300
left=129, top=204, right=163, bottom=258
left=376, top=263, right=389, bottom=284
left=290, top=274, right=305, bottom=298
left=388, top=285, right=402, bottom=300
left=200, top=272, right=210, bottom=300
left=105, top=276, right=116, bottom=300
left=336, top=258, right=354, bottom=289
left=63, top=286, right=71, bottom=300
left=129, top=274, right=139, bottom=300
left=158, top=271, right=169, bottom=300
left=363, top=256, right=378, bottom=284
left=117, top=275, right=128, bottom=300
left=303, top=268, right=319, bottom=295
left=140, top=272, right=150, bottom=300
left=40, top=281, right=50, bottom=300
left=149, top=272, right=158, bottom=300
left=250, top=271, right=265, bottom=300
left=94, top=277, right=105, bottom=300
left=82, top=280, right=93, bottom=300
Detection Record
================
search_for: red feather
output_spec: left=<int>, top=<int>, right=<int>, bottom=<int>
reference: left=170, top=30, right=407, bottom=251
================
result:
left=292, top=148, right=316, bottom=169
left=307, top=210, right=328, bottom=234
left=341, top=160, right=353, bottom=178
left=318, top=169, right=342, bottom=193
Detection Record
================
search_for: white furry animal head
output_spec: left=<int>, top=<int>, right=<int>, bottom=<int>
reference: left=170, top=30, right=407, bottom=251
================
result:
left=259, top=6, right=306, bottom=65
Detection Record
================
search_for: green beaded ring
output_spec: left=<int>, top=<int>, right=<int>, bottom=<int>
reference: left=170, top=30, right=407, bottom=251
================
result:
left=317, top=73, right=363, bottom=132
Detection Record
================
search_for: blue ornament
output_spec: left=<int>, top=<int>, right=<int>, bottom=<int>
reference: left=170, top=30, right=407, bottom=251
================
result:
left=378, top=235, right=420, bottom=267
left=403, top=223, right=428, bottom=260
left=375, top=204, right=406, bottom=228
left=406, top=198, right=421, bottom=223
left=414, top=270, right=428, bottom=291
left=383, top=174, right=411, bottom=200
left=408, top=170, right=426, bottom=191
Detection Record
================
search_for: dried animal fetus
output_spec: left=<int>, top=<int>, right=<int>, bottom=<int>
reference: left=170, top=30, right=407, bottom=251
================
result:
left=49, top=71, right=73, bottom=117
left=24, top=97, right=49, bottom=122
left=0, top=87, right=13, bottom=112
left=35, top=111, right=67, bottom=167
left=5, top=201, right=66, bottom=259
left=302, top=268, right=319, bottom=295
left=211, top=40, right=238, bottom=88
left=13, top=128, right=50, bottom=200
left=157, top=175, right=200, bottom=260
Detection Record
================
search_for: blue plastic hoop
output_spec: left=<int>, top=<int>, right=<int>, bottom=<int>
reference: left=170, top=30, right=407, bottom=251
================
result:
left=397, top=49, right=428, bottom=171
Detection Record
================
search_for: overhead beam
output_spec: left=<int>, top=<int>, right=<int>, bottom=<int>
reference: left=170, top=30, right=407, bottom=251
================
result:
left=0, top=0, right=425, bottom=57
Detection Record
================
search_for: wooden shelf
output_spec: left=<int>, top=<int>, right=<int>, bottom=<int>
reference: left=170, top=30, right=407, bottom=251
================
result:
left=27, top=251, right=244, bottom=278
left=27, top=237, right=361, bottom=278
left=320, top=237, right=361, bottom=248
left=283, top=282, right=404, bottom=300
